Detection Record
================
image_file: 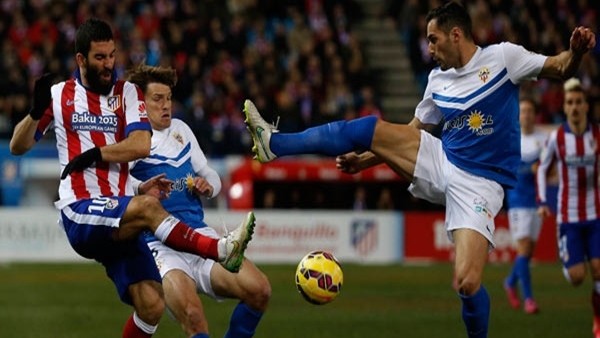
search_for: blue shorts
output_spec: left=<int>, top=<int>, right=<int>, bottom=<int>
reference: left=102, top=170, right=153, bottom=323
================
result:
left=558, top=219, right=600, bottom=268
left=60, top=196, right=161, bottom=305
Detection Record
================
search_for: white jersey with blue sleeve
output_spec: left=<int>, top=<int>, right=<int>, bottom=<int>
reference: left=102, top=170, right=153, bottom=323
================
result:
left=130, top=119, right=221, bottom=239
left=415, top=42, right=547, bottom=188
left=505, top=130, right=548, bottom=209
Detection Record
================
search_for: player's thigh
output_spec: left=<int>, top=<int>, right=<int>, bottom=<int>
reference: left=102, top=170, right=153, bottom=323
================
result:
left=558, top=222, right=587, bottom=269
left=370, top=120, right=420, bottom=178
left=162, top=269, right=205, bottom=316
left=210, top=259, right=270, bottom=299
left=453, top=228, right=489, bottom=284
left=119, top=195, right=170, bottom=238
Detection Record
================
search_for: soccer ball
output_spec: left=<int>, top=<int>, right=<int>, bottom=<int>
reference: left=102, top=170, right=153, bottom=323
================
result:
left=295, top=250, right=343, bottom=305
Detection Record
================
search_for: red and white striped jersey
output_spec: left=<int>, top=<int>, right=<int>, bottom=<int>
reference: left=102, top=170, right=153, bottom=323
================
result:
left=35, top=73, right=151, bottom=209
left=537, top=123, right=600, bottom=224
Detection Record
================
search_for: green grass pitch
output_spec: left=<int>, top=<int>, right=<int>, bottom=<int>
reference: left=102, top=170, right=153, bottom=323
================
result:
left=0, top=262, right=592, bottom=337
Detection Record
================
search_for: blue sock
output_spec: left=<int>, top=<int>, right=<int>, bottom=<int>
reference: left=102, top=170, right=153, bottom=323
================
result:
left=224, top=302, right=263, bottom=338
left=505, top=258, right=519, bottom=287
left=192, top=334, right=210, bottom=338
left=515, top=256, right=533, bottom=299
left=460, top=286, right=490, bottom=338
left=271, top=116, right=377, bottom=157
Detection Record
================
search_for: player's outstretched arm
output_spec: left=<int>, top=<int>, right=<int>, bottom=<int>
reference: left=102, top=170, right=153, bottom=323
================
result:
left=10, top=116, right=39, bottom=155
left=539, top=26, right=596, bottom=80
left=10, top=74, right=54, bottom=155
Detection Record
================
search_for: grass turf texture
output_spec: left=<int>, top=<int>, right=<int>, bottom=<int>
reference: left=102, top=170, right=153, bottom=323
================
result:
left=0, top=262, right=591, bottom=338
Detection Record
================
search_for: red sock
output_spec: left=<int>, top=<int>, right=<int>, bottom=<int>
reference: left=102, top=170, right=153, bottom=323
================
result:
left=122, top=314, right=153, bottom=338
left=164, top=222, right=219, bottom=260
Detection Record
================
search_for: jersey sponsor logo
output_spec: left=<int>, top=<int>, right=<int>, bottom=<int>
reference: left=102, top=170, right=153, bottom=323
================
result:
left=138, top=102, right=147, bottom=118
left=442, top=110, right=494, bottom=136
left=171, top=173, right=195, bottom=193
left=71, top=111, right=118, bottom=133
left=478, top=67, right=490, bottom=83
left=564, top=154, right=596, bottom=166
left=107, top=95, right=121, bottom=111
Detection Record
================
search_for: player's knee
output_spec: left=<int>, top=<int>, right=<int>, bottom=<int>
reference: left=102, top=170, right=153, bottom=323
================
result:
left=134, top=286, right=165, bottom=324
left=242, top=273, right=272, bottom=311
left=565, top=265, right=586, bottom=286
left=455, top=275, right=481, bottom=296
left=569, top=273, right=586, bottom=286
left=130, top=195, right=164, bottom=219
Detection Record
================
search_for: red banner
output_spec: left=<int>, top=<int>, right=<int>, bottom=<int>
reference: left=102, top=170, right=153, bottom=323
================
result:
left=404, top=211, right=558, bottom=263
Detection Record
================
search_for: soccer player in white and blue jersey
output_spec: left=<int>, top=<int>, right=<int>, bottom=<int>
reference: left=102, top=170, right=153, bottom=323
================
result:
left=503, top=98, right=548, bottom=314
left=242, top=3, right=595, bottom=337
left=128, top=65, right=270, bottom=338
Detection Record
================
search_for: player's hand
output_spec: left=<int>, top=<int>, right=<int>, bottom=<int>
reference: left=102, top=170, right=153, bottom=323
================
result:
left=139, top=173, right=173, bottom=199
left=30, top=73, right=54, bottom=120
left=188, top=177, right=214, bottom=197
left=537, top=205, right=552, bottom=220
left=336, top=152, right=363, bottom=174
left=61, top=147, right=102, bottom=179
left=570, top=26, right=596, bottom=55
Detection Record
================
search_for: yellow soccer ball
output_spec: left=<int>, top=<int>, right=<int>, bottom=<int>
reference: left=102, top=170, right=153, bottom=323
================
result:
left=295, top=250, right=343, bottom=305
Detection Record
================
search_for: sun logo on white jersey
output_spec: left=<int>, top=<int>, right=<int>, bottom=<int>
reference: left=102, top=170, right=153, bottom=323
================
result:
left=467, top=111, right=485, bottom=132
left=185, top=173, right=195, bottom=192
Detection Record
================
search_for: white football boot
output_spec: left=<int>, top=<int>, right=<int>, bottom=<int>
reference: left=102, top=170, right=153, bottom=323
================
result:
left=243, top=99, right=279, bottom=163
left=219, top=211, right=256, bottom=273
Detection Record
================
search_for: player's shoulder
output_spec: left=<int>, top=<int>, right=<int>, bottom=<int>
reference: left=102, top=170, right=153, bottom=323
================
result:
left=170, top=118, right=195, bottom=134
left=170, top=118, right=188, bottom=128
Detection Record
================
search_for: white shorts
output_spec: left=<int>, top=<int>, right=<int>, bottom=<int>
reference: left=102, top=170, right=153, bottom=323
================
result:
left=408, top=131, right=504, bottom=247
left=508, top=208, right=542, bottom=241
left=147, top=227, right=224, bottom=301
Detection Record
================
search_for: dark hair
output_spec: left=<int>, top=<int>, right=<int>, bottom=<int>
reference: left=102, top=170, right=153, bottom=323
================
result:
left=127, top=64, right=178, bottom=92
left=426, top=1, right=473, bottom=40
left=75, top=18, right=114, bottom=57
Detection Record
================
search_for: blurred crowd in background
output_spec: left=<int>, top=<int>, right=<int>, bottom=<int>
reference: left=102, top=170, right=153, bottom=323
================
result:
left=0, top=0, right=371, bottom=157
left=0, top=0, right=598, bottom=157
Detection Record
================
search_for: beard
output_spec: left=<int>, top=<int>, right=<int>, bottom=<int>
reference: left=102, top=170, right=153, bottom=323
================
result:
left=84, top=62, right=113, bottom=95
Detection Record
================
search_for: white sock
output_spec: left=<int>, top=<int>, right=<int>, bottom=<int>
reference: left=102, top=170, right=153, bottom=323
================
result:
left=153, top=215, right=179, bottom=242
left=217, top=237, right=227, bottom=261
left=133, top=312, right=158, bottom=334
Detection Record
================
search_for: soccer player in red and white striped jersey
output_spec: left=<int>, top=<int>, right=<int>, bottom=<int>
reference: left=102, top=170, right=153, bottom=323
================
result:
left=537, top=78, right=600, bottom=338
left=9, top=18, right=255, bottom=338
